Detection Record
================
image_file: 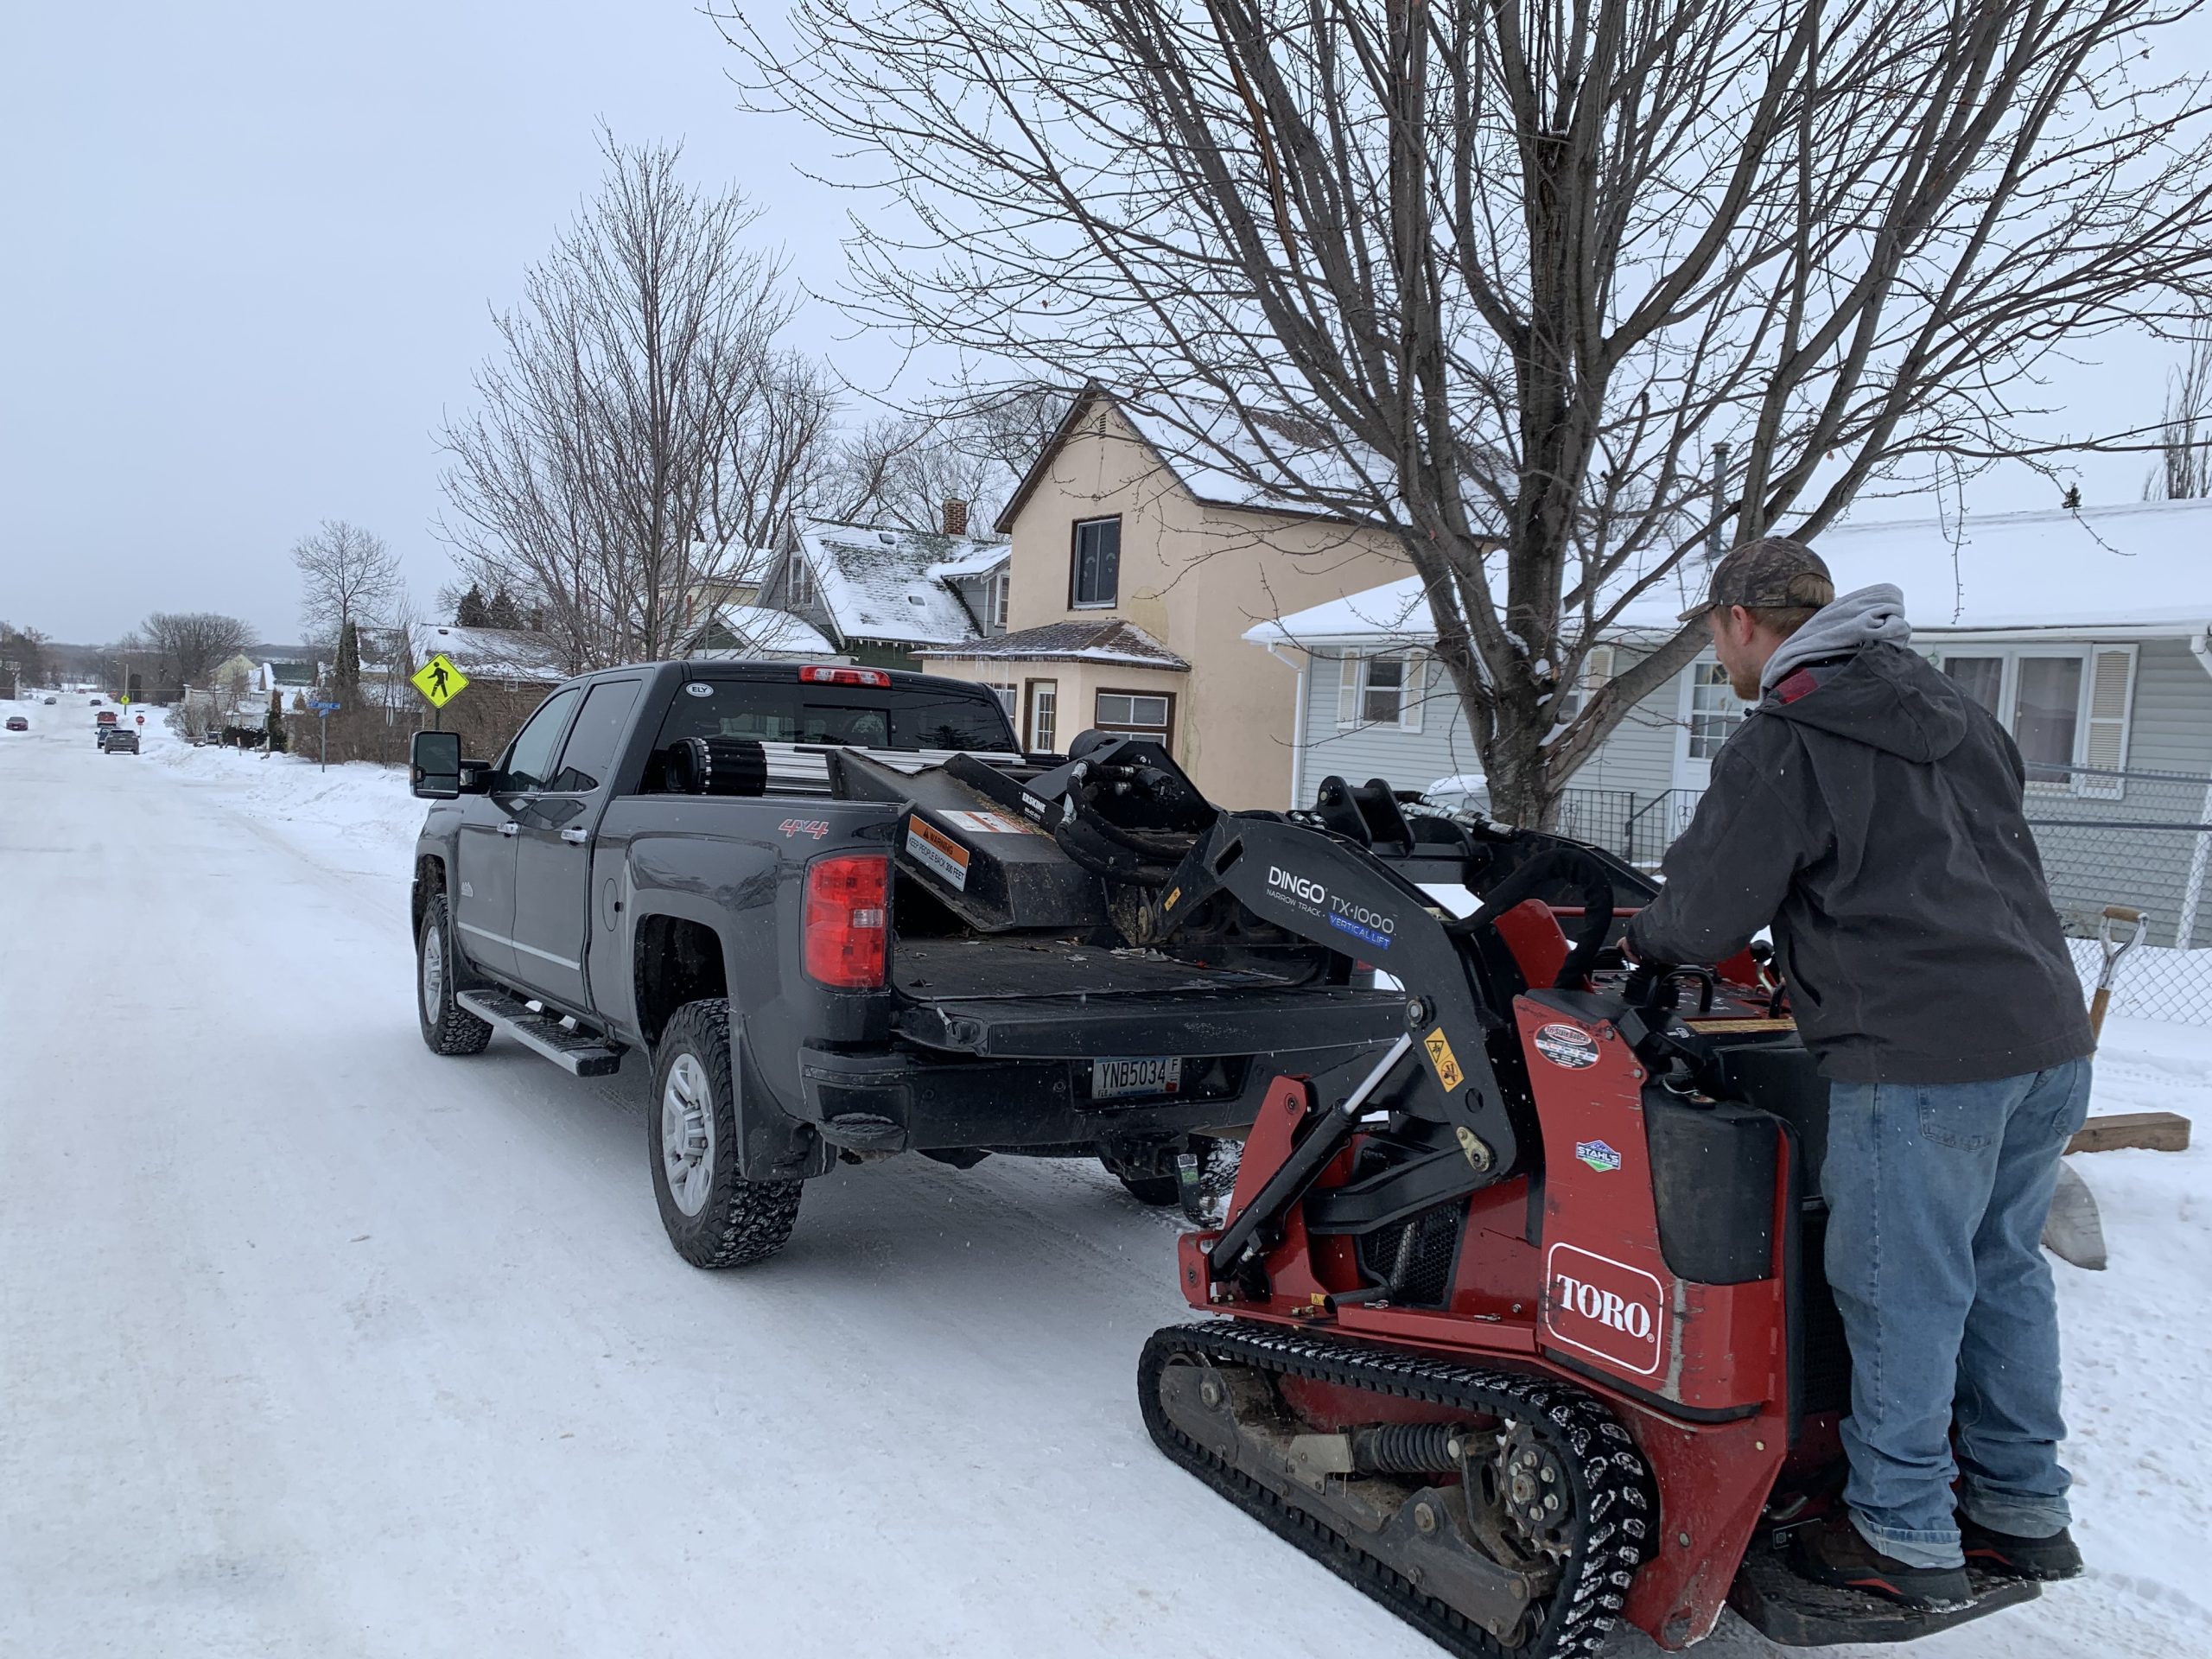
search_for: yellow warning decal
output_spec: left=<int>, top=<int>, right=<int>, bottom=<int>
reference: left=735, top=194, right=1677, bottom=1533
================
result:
left=1164, top=886, right=1182, bottom=912
left=1424, top=1027, right=1464, bottom=1092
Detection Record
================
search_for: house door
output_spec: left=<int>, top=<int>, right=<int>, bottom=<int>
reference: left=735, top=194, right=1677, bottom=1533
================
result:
left=1672, top=657, right=1745, bottom=792
left=1025, top=678, right=1059, bottom=755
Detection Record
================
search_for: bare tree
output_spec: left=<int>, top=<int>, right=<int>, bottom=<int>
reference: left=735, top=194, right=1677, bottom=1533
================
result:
left=438, top=133, right=842, bottom=671
left=2146, top=327, right=2212, bottom=498
left=824, top=386, right=1071, bottom=531
left=137, top=612, right=253, bottom=701
left=292, top=521, right=404, bottom=648
left=734, top=0, right=2212, bottom=823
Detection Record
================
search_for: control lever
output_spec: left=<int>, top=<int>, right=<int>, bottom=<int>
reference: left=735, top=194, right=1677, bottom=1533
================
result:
left=1617, top=961, right=1720, bottom=1096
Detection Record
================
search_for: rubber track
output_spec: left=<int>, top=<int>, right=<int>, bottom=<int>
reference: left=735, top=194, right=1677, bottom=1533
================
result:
left=1138, top=1322, right=1656, bottom=1659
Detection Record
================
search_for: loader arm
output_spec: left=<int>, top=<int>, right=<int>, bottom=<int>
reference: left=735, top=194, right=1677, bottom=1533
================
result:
left=1152, top=809, right=1621, bottom=1282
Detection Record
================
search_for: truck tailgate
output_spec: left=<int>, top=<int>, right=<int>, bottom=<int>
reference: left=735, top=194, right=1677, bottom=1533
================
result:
left=890, top=938, right=1402, bottom=1058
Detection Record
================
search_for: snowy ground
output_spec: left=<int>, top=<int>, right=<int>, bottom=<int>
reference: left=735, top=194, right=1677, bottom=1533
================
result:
left=2, top=696, right=2206, bottom=1658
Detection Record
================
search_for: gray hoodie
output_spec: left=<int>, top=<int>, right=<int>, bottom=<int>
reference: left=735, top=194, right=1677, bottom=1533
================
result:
left=1760, top=583, right=1913, bottom=692
left=1628, top=631, right=2092, bottom=1084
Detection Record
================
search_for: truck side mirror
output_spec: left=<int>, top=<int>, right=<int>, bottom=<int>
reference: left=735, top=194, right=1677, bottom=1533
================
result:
left=411, top=730, right=463, bottom=798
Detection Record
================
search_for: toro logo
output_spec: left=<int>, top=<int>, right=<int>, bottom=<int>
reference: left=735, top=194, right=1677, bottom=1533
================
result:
left=1542, top=1243, right=1665, bottom=1376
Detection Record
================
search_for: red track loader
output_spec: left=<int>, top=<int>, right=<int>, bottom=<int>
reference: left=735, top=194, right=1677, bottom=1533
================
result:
left=1117, top=769, right=2046, bottom=1655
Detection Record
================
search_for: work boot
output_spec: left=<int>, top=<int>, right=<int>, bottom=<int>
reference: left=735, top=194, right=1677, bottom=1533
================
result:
left=1960, top=1517, right=2084, bottom=1581
left=1789, top=1513, right=1974, bottom=1612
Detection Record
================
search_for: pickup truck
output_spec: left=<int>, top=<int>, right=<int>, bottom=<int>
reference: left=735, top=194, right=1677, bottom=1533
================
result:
left=408, top=660, right=1402, bottom=1268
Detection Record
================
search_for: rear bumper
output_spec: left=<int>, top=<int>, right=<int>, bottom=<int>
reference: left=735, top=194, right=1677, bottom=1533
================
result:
left=793, top=1033, right=1390, bottom=1157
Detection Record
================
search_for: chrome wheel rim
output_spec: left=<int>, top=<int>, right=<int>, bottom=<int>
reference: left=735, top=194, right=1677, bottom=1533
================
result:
left=421, top=921, right=444, bottom=1017
left=661, top=1054, right=715, bottom=1217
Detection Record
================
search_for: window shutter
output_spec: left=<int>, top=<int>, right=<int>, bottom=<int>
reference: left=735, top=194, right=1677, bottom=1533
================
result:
left=1337, top=655, right=1363, bottom=728
left=1398, top=653, right=1427, bottom=733
left=2075, top=645, right=2136, bottom=799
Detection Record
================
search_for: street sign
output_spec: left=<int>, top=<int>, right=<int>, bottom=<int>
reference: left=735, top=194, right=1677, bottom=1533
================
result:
left=135, top=715, right=144, bottom=727
left=410, top=654, right=469, bottom=709
left=119, top=696, right=130, bottom=708
left=309, top=699, right=341, bottom=715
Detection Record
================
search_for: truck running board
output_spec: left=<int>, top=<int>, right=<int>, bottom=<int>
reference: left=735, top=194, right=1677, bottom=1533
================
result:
left=457, top=989, right=626, bottom=1077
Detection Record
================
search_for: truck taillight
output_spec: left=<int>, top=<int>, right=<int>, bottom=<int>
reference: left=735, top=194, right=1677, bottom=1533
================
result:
left=804, top=854, right=890, bottom=988
left=799, top=664, right=892, bottom=688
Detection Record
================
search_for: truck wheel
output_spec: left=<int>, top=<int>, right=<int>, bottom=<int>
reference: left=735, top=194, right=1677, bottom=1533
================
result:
left=417, top=893, right=492, bottom=1056
left=650, top=999, right=803, bottom=1268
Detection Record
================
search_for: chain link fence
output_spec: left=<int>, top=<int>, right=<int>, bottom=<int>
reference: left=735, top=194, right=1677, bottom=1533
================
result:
left=2023, top=765, right=2212, bottom=1026
left=1559, top=765, right=2212, bottom=1026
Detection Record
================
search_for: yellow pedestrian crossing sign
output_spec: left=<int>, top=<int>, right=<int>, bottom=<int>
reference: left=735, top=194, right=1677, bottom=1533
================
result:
left=410, top=653, right=470, bottom=709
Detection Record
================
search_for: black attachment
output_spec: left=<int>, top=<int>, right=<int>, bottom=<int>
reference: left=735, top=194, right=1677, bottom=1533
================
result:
left=664, top=735, right=767, bottom=798
left=1310, top=775, right=1416, bottom=855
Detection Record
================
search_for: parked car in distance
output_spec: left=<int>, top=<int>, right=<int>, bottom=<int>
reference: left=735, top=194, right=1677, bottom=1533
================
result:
left=104, top=728, right=140, bottom=754
left=41, top=696, right=55, bottom=705
left=5, top=716, right=27, bottom=732
left=89, top=696, right=102, bottom=706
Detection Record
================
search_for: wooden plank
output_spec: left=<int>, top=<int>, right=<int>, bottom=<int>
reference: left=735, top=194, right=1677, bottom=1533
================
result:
left=2067, top=1112, right=2193, bottom=1155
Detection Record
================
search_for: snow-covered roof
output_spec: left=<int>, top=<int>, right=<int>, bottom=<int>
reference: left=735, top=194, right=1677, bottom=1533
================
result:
left=1814, top=499, right=2212, bottom=632
left=925, top=546, right=1011, bottom=582
left=410, top=624, right=569, bottom=683
left=914, top=618, right=1190, bottom=670
left=997, top=385, right=1395, bottom=533
left=1245, top=566, right=1694, bottom=652
left=1249, top=497, right=2212, bottom=652
left=696, top=604, right=837, bottom=658
left=796, top=521, right=998, bottom=646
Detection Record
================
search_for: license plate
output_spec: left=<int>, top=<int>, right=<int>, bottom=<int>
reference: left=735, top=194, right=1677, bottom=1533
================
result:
left=1091, top=1056, right=1183, bottom=1100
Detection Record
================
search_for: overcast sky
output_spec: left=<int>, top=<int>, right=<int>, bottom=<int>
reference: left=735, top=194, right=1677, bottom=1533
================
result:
left=2, top=2, right=2199, bottom=644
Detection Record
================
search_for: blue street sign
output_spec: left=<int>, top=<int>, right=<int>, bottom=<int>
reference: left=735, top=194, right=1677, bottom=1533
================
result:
left=310, top=700, right=341, bottom=715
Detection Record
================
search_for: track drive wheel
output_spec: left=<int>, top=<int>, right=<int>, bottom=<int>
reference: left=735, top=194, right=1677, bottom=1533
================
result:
left=1139, top=1322, right=1654, bottom=1659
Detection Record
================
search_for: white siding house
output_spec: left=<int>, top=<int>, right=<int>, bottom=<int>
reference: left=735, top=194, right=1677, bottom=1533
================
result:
left=1249, top=499, right=2212, bottom=945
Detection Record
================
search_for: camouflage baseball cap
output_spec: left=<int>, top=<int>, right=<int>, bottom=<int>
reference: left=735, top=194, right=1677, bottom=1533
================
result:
left=1679, top=536, right=1834, bottom=622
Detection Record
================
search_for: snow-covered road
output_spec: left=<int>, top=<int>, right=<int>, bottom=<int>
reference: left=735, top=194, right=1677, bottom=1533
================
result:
left=2, top=700, right=2206, bottom=1659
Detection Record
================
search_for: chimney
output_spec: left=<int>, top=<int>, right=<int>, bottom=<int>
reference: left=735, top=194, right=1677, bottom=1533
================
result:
left=942, top=498, right=969, bottom=537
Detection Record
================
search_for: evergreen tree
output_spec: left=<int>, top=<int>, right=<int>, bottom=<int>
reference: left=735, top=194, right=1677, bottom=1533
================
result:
left=266, top=689, right=288, bottom=753
left=454, top=584, right=489, bottom=627
left=334, top=620, right=362, bottom=698
left=484, top=587, right=524, bottom=630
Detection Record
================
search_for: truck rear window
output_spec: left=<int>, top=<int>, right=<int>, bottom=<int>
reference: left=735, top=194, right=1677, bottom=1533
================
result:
left=653, top=678, right=1020, bottom=755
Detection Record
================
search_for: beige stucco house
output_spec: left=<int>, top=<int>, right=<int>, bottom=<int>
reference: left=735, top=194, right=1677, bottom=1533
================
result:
left=917, top=388, right=1409, bottom=807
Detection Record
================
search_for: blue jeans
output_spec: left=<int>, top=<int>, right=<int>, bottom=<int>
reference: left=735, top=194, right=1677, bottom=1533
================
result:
left=1821, top=1058, right=2093, bottom=1569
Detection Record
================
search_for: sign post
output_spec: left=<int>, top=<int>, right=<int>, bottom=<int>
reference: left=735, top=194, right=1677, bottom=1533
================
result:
left=308, top=699, right=342, bottom=771
left=409, top=653, right=470, bottom=734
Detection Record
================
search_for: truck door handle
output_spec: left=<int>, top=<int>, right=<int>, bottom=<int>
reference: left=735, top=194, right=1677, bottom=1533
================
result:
left=560, top=827, right=588, bottom=844
left=499, top=822, right=519, bottom=837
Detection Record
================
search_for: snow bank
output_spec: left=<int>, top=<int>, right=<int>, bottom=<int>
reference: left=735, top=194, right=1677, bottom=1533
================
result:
left=143, top=719, right=423, bottom=883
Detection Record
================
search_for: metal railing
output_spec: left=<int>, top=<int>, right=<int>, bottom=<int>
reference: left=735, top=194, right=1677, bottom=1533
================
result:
left=1558, top=766, right=2212, bottom=1026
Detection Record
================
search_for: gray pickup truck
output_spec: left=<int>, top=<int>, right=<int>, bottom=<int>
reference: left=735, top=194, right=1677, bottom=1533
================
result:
left=408, top=660, right=1400, bottom=1268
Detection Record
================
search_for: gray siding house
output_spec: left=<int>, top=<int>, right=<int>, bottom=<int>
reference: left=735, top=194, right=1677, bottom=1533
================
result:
left=1249, top=499, right=2212, bottom=947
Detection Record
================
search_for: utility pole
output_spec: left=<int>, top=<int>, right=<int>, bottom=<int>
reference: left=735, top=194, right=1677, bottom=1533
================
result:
left=1707, top=442, right=1732, bottom=560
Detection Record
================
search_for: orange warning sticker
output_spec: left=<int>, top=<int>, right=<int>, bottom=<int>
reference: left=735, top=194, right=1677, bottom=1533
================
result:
left=905, top=816, right=972, bottom=892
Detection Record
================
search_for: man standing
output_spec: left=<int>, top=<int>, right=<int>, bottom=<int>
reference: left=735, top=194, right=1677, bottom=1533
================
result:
left=1624, top=538, right=2094, bottom=1611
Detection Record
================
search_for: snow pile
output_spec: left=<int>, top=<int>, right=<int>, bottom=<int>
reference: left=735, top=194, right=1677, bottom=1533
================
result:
left=143, top=719, right=424, bottom=880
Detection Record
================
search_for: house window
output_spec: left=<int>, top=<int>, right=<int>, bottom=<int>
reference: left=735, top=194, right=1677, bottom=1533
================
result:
left=1026, top=678, right=1058, bottom=753
left=1928, top=645, right=2136, bottom=797
left=991, top=571, right=1010, bottom=631
left=787, top=556, right=817, bottom=608
left=1686, top=661, right=1741, bottom=760
left=1337, top=653, right=1427, bottom=732
left=1555, top=645, right=1615, bottom=723
left=984, top=681, right=1017, bottom=717
left=1071, top=518, right=1120, bottom=607
left=1094, top=690, right=1174, bottom=750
